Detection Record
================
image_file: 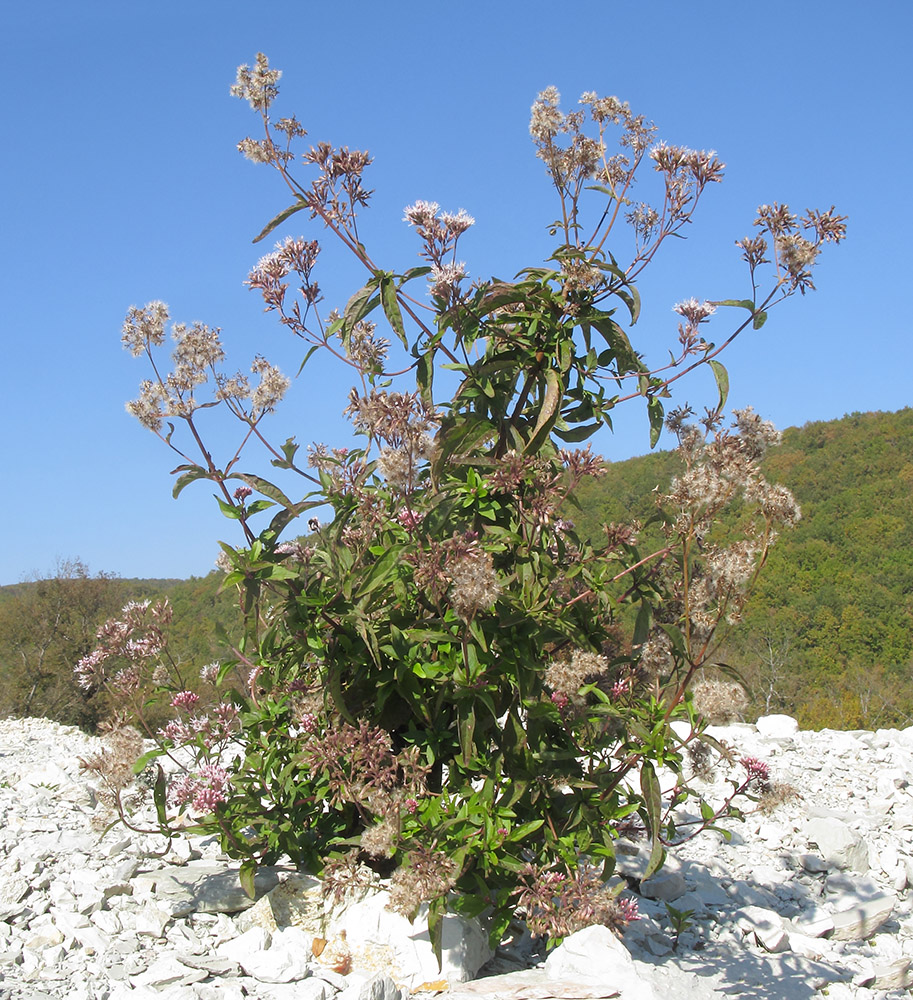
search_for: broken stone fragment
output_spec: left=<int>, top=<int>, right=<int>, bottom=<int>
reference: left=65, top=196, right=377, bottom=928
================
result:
left=805, top=816, right=870, bottom=872
left=545, top=924, right=655, bottom=1000
left=829, top=892, right=896, bottom=941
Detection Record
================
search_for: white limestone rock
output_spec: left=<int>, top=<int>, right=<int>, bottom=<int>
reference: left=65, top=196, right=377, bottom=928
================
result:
left=338, top=973, right=403, bottom=1000
left=829, top=892, right=897, bottom=941
left=805, top=816, right=870, bottom=872
left=545, top=925, right=655, bottom=1000
left=330, top=889, right=493, bottom=989
left=754, top=714, right=800, bottom=738
left=640, top=868, right=688, bottom=902
left=734, top=905, right=789, bottom=953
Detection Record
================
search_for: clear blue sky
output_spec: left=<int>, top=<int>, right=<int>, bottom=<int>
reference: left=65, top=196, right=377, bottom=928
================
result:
left=2, top=0, right=910, bottom=586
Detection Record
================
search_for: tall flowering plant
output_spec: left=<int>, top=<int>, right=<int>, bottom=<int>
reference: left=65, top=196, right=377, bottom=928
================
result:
left=87, top=54, right=844, bottom=949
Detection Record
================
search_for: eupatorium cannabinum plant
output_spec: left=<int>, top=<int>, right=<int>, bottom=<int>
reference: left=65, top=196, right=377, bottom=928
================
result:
left=85, top=53, right=845, bottom=951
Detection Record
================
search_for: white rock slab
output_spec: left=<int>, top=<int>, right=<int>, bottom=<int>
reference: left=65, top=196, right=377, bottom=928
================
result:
left=755, top=715, right=800, bottom=738
left=806, top=816, right=870, bottom=872
left=545, top=925, right=655, bottom=1000
left=830, top=893, right=896, bottom=941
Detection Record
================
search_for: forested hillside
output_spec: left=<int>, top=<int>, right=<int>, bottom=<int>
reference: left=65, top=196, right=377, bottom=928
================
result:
left=574, top=408, right=913, bottom=730
left=0, top=565, right=235, bottom=729
left=2, top=409, right=911, bottom=732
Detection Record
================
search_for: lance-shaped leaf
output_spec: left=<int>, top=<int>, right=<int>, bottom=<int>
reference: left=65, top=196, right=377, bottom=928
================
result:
left=343, top=280, right=380, bottom=329
left=215, top=496, right=244, bottom=520
left=171, top=464, right=213, bottom=499
left=647, top=396, right=665, bottom=448
left=352, top=545, right=402, bottom=602
left=252, top=197, right=309, bottom=244
left=640, top=762, right=666, bottom=879
left=238, top=474, right=296, bottom=510
left=712, top=298, right=756, bottom=312
left=708, top=359, right=729, bottom=411
left=152, top=765, right=168, bottom=828
left=458, top=704, right=477, bottom=766
left=239, top=859, right=258, bottom=899
left=553, top=421, right=601, bottom=443
left=525, top=368, right=563, bottom=454
left=380, top=274, right=408, bottom=348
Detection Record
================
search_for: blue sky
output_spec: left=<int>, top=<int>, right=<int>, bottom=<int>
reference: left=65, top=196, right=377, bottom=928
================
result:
left=2, top=0, right=910, bottom=585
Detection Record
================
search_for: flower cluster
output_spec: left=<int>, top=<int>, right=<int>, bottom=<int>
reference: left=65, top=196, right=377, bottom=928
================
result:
left=246, top=237, right=321, bottom=312
left=123, top=302, right=290, bottom=432
left=75, top=599, right=172, bottom=692
left=345, top=389, right=439, bottom=492
left=170, top=764, right=230, bottom=813
left=301, top=720, right=430, bottom=819
left=752, top=203, right=847, bottom=293
left=403, top=200, right=475, bottom=301
left=545, top=648, right=610, bottom=706
left=230, top=52, right=281, bottom=111
left=514, top=863, right=639, bottom=939
left=387, top=846, right=458, bottom=917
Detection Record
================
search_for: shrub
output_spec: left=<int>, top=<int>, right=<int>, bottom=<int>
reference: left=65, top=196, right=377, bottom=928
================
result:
left=84, top=55, right=844, bottom=949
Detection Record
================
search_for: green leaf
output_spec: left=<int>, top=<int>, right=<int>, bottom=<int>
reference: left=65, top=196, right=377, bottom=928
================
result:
left=401, top=265, right=432, bottom=282
left=416, top=352, right=433, bottom=407
left=752, top=310, right=768, bottom=330
left=640, top=762, right=666, bottom=879
left=352, top=545, right=402, bottom=602
left=584, top=183, right=617, bottom=197
left=526, top=368, right=562, bottom=453
left=712, top=299, right=756, bottom=311
left=591, top=316, right=642, bottom=374
left=270, top=438, right=301, bottom=470
left=132, top=748, right=163, bottom=775
left=171, top=464, right=211, bottom=499
left=343, top=281, right=380, bottom=329
left=427, top=897, right=445, bottom=971
left=647, top=396, right=664, bottom=448
left=152, top=765, right=168, bottom=828
left=633, top=601, right=653, bottom=647
left=239, top=474, right=296, bottom=510
left=458, top=705, right=476, bottom=765
left=380, top=276, right=408, bottom=348
left=616, top=284, right=641, bottom=325
left=245, top=499, right=275, bottom=516
left=507, top=819, right=544, bottom=842
left=296, top=344, right=321, bottom=377
left=215, top=496, right=243, bottom=520
left=252, top=198, right=308, bottom=244
left=707, top=359, right=729, bottom=411
left=239, top=859, right=258, bottom=899
left=553, top=421, right=601, bottom=443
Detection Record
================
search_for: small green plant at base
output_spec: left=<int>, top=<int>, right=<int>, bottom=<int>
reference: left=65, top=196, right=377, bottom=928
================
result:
left=80, top=54, right=845, bottom=953
left=664, top=902, right=696, bottom=950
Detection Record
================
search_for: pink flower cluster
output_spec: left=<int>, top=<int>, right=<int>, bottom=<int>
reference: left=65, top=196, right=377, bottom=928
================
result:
left=74, top=599, right=172, bottom=691
left=616, top=896, right=640, bottom=923
left=740, top=756, right=770, bottom=784
left=158, top=701, right=239, bottom=749
left=170, top=764, right=230, bottom=812
left=171, top=690, right=201, bottom=710
left=397, top=508, right=421, bottom=529
left=610, top=677, right=631, bottom=699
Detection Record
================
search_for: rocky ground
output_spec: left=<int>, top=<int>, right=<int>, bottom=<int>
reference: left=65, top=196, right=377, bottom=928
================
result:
left=2, top=714, right=913, bottom=1000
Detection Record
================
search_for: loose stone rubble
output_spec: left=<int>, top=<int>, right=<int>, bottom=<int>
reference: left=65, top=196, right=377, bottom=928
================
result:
left=2, top=714, right=913, bottom=999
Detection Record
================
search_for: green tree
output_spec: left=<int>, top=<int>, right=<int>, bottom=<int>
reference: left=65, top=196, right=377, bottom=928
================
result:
left=0, top=559, right=122, bottom=728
